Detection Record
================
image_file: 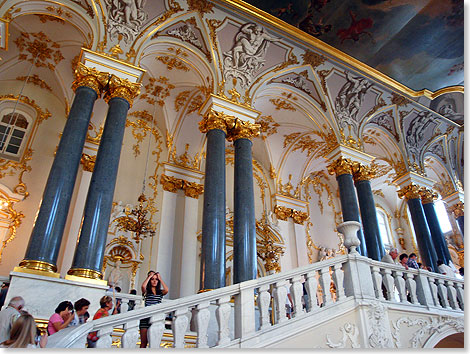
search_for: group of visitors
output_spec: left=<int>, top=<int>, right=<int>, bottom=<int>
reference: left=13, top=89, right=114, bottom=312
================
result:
left=0, top=270, right=168, bottom=348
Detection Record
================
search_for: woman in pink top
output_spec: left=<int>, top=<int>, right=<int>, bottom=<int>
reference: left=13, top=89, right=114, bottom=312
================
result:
left=47, top=301, right=74, bottom=335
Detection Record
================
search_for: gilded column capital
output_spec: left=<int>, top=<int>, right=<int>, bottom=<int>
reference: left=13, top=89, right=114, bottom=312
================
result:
left=419, top=187, right=438, bottom=204
left=327, top=157, right=354, bottom=177
left=273, top=205, right=291, bottom=221
left=182, top=181, right=204, bottom=199
left=292, top=210, right=309, bottom=224
left=449, top=202, right=464, bottom=218
left=351, top=162, right=376, bottom=182
left=72, top=62, right=109, bottom=97
left=160, top=174, right=183, bottom=193
left=80, top=153, right=96, bottom=172
left=226, top=119, right=261, bottom=142
left=198, top=109, right=231, bottom=135
left=397, top=184, right=421, bottom=200
left=103, top=75, right=141, bottom=107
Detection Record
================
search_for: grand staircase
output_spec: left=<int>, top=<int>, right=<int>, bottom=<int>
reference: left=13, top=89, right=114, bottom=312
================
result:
left=46, top=253, right=464, bottom=348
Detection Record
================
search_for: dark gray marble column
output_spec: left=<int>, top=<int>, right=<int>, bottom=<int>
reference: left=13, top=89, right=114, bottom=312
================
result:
left=337, top=174, right=367, bottom=257
left=233, top=138, right=257, bottom=284
left=407, top=198, right=439, bottom=272
left=456, top=215, right=464, bottom=239
left=21, top=85, right=99, bottom=272
left=355, top=179, right=385, bottom=261
left=68, top=96, right=129, bottom=278
left=423, top=202, right=451, bottom=265
left=200, top=128, right=226, bottom=290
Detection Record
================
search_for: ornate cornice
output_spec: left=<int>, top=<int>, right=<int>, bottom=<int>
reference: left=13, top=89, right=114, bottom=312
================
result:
left=273, top=205, right=309, bottom=224
left=71, top=62, right=108, bottom=97
left=397, top=184, right=421, bottom=201
left=198, top=109, right=232, bottom=135
left=449, top=202, right=464, bottom=218
left=351, top=162, right=377, bottom=182
left=419, top=187, right=438, bottom=204
left=80, top=153, right=96, bottom=172
left=104, top=75, right=141, bottom=107
left=226, top=119, right=261, bottom=142
left=160, top=174, right=203, bottom=198
left=327, top=157, right=354, bottom=177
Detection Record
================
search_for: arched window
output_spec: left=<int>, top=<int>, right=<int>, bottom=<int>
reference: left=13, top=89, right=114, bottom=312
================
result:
left=376, top=208, right=393, bottom=248
left=0, top=112, right=29, bottom=157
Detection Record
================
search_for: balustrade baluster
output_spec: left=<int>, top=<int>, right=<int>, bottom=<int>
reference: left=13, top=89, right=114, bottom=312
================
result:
left=274, top=281, right=288, bottom=323
left=332, top=264, right=345, bottom=301
left=404, top=272, right=418, bottom=304
left=454, top=282, right=464, bottom=310
left=290, top=276, right=304, bottom=317
left=216, top=295, right=231, bottom=346
left=436, top=278, right=450, bottom=308
left=148, top=313, right=166, bottom=348
left=95, top=326, right=114, bottom=348
left=172, top=308, right=190, bottom=348
left=371, top=266, right=384, bottom=300
left=305, top=271, right=319, bottom=312
left=394, top=270, right=407, bottom=302
left=427, top=277, right=440, bottom=307
left=446, top=281, right=458, bottom=310
left=257, top=284, right=271, bottom=330
left=121, top=298, right=129, bottom=313
left=319, top=267, right=332, bottom=306
left=195, top=301, right=211, bottom=348
left=381, top=269, right=395, bottom=301
left=121, top=320, right=139, bottom=348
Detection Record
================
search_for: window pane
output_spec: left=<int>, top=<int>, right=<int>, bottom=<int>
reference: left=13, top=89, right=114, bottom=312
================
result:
left=5, top=145, right=19, bottom=154
left=12, top=129, right=25, bottom=138
left=8, top=137, right=22, bottom=146
left=435, top=199, right=452, bottom=233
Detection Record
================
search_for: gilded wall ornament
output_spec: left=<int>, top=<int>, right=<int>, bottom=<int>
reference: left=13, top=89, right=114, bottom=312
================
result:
left=273, top=205, right=291, bottom=221
left=269, top=92, right=297, bottom=111
left=160, top=174, right=183, bottom=193
left=448, top=202, right=464, bottom=218
left=182, top=181, right=204, bottom=199
left=104, top=75, right=141, bottom=107
left=36, top=15, right=65, bottom=24
left=256, top=115, right=279, bottom=139
left=302, top=170, right=336, bottom=216
left=159, top=174, right=203, bottom=198
left=205, top=18, right=223, bottom=55
left=272, top=51, right=299, bottom=72
left=301, top=50, right=326, bottom=69
left=317, top=68, right=333, bottom=94
left=351, top=162, right=377, bottom=182
left=327, top=157, right=354, bottom=177
left=0, top=148, right=33, bottom=198
left=169, top=143, right=201, bottom=169
left=156, top=48, right=190, bottom=71
left=397, top=184, right=421, bottom=201
left=174, top=90, right=191, bottom=112
left=373, top=189, right=385, bottom=198
left=187, top=0, right=214, bottom=15
left=0, top=198, right=25, bottom=263
left=199, top=110, right=233, bottom=135
left=418, top=187, right=438, bottom=204
left=16, top=74, right=52, bottom=92
left=283, top=127, right=337, bottom=159
left=46, top=5, right=72, bottom=18
left=80, top=153, right=96, bottom=172
left=226, top=119, right=260, bottom=142
left=140, top=76, right=175, bottom=106
left=390, top=92, right=410, bottom=107
left=291, top=209, right=309, bottom=224
left=72, top=62, right=109, bottom=96
left=257, top=236, right=284, bottom=273
left=278, top=174, right=300, bottom=199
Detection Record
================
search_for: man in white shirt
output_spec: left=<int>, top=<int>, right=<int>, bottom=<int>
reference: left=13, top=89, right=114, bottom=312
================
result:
left=381, top=248, right=399, bottom=264
left=0, top=296, right=24, bottom=343
left=437, top=259, right=456, bottom=278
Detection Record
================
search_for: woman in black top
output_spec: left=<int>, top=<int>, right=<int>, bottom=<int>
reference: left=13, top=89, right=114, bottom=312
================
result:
left=139, top=271, right=168, bottom=348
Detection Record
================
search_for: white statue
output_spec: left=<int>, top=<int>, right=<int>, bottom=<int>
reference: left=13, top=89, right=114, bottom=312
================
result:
left=223, top=23, right=280, bottom=88
left=105, top=0, right=148, bottom=43
left=108, top=259, right=124, bottom=288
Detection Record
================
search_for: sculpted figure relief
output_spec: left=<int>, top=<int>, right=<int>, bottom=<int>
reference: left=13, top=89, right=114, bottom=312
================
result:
left=105, top=0, right=148, bottom=43
left=223, top=23, right=280, bottom=88
left=335, top=71, right=373, bottom=132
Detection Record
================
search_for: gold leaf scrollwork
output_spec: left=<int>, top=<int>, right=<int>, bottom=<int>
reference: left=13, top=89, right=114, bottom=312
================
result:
left=80, top=153, right=96, bottom=172
left=226, top=119, right=261, bottom=142
left=302, top=50, right=326, bottom=69
left=449, top=202, right=464, bottom=218
left=72, top=62, right=108, bottom=97
left=397, top=184, right=421, bottom=201
left=327, top=157, right=354, bottom=177
left=182, top=181, right=204, bottom=199
left=187, top=0, right=214, bottom=15
left=291, top=210, right=309, bottom=224
left=16, top=74, right=52, bottom=92
left=156, top=48, right=190, bottom=71
left=199, top=110, right=232, bottom=134
left=273, top=205, right=291, bottom=221
left=160, top=174, right=183, bottom=193
left=104, top=75, right=141, bottom=107
left=159, top=174, right=203, bottom=198
left=351, top=162, right=377, bottom=182
left=0, top=199, right=25, bottom=262
left=418, top=187, right=438, bottom=205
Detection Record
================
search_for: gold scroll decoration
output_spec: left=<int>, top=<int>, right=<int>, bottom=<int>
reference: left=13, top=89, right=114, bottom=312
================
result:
left=160, top=174, right=204, bottom=199
left=327, top=157, right=354, bottom=177
left=397, top=184, right=421, bottom=201
left=273, top=205, right=309, bottom=224
left=226, top=118, right=261, bottom=142
left=449, top=202, right=464, bottom=218
left=418, top=187, right=438, bottom=205
left=104, top=75, right=141, bottom=107
left=80, top=153, right=96, bottom=172
left=71, top=62, right=109, bottom=97
left=351, top=162, right=377, bottom=182
left=198, top=109, right=231, bottom=135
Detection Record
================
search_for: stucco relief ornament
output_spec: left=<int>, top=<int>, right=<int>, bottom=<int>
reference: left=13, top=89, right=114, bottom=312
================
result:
left=367, top=301, right=393, bottom=348
left=281, top=75, right=312, bottom=94
left=405, top=111, right=436, bottom=159
left=223, top=23, right=280, bottom=88
left=325, top=323, right=360, bottom=348
left=335, top=71, right=373, bottom=133
left=105, top=0, right=148, bottom=43
left=167, top=24, right=203, bottom=50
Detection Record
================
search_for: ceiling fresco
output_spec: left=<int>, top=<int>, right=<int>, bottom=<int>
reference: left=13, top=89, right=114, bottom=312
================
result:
left=243, top=0, right=464, bottom=92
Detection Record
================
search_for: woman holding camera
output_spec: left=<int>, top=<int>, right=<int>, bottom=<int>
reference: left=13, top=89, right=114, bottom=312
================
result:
left=139, top=271, right=168, bottom=348
left=47, top=300, right=74, bottom=335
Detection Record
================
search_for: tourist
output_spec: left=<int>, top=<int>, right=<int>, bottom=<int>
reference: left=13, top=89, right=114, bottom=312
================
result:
left=128, top=289, right=137, bottom=311
left=47, top=300, right=74, bottom=335
left=87, top=295, right=118, bottom=348
left=380, top=248, right=398, bottom=264
left=0, top=296, right=24, bottom=343
left=407, top=253, right=419, bottom=269
left=69, top=298, right=90, bottom=326
left=0, top=282, right=10, bottom=309
left=139, top=271, right=168, bottom=348
left=0, top=313, right=47, bottom=348
left=437, top=259, right=456, bottom=278
left=399, top=254, right=409, bottom=270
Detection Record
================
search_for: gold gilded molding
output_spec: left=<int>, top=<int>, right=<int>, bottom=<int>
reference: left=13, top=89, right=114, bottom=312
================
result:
left=0, top=198, right=24, bottom=263
left=272, top=51, right=299, bottom=73
left=14, top=31, right=65, bottom=70
left=72, top=62, right=108, bottom=96
left=104, top=75, right=141, bottom=106
left=156, top=48, right=190, bottom=71
left=397, top=184, right=421, bottom=200
left=292, top=209, right=309, bottom=224
left=258, top=236, right=284, bottom=273
left=187, top=0, right=214, bottom=14
left=301, top=50, right=326, bottom=69
left=140, top=76, right=175, bottom=106
left=419, top=187, right=438, bottom=204
left=16, top=74, right=52, bottom=92
left=0, top=147, right=33, bottom=198
left=160, top=174, right=183, bottom=193
left=269, top=92, right=297, bottom=111
left=273, top=205, right=290, bottom=221
left=182, top=181, right=204, bottom=199
left=199, top=109, right=233, bottom=134
left=80, top=153, right=96, bottom=172
left=449, top=202, right=464, bottom=218
left=169, top=143, right=201, bottom=169
left=302, top=170, right=337, bottom=216
left=351, top=162, right=377, bottom=182
left=273, top=205, right=309, bottom=224
left=327, top=157, right=354, bottom=177
left=283, top=126, right=338, bottom=159
left=226, top=119, right=261, bottom=142
left=278, top=174, right=300, bottom=199
left=256, top=115, right=279, bottom=140
left=46, top=5, right=72, bottom=18
left=391, top=92, right=410, bottom=107
left=67, top=267, right=103, bottom=280
left=18, top=259, right=57, bottom=273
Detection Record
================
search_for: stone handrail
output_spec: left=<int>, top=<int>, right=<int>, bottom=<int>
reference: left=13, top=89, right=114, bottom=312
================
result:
left=47, top=254, right=463, bottom=348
